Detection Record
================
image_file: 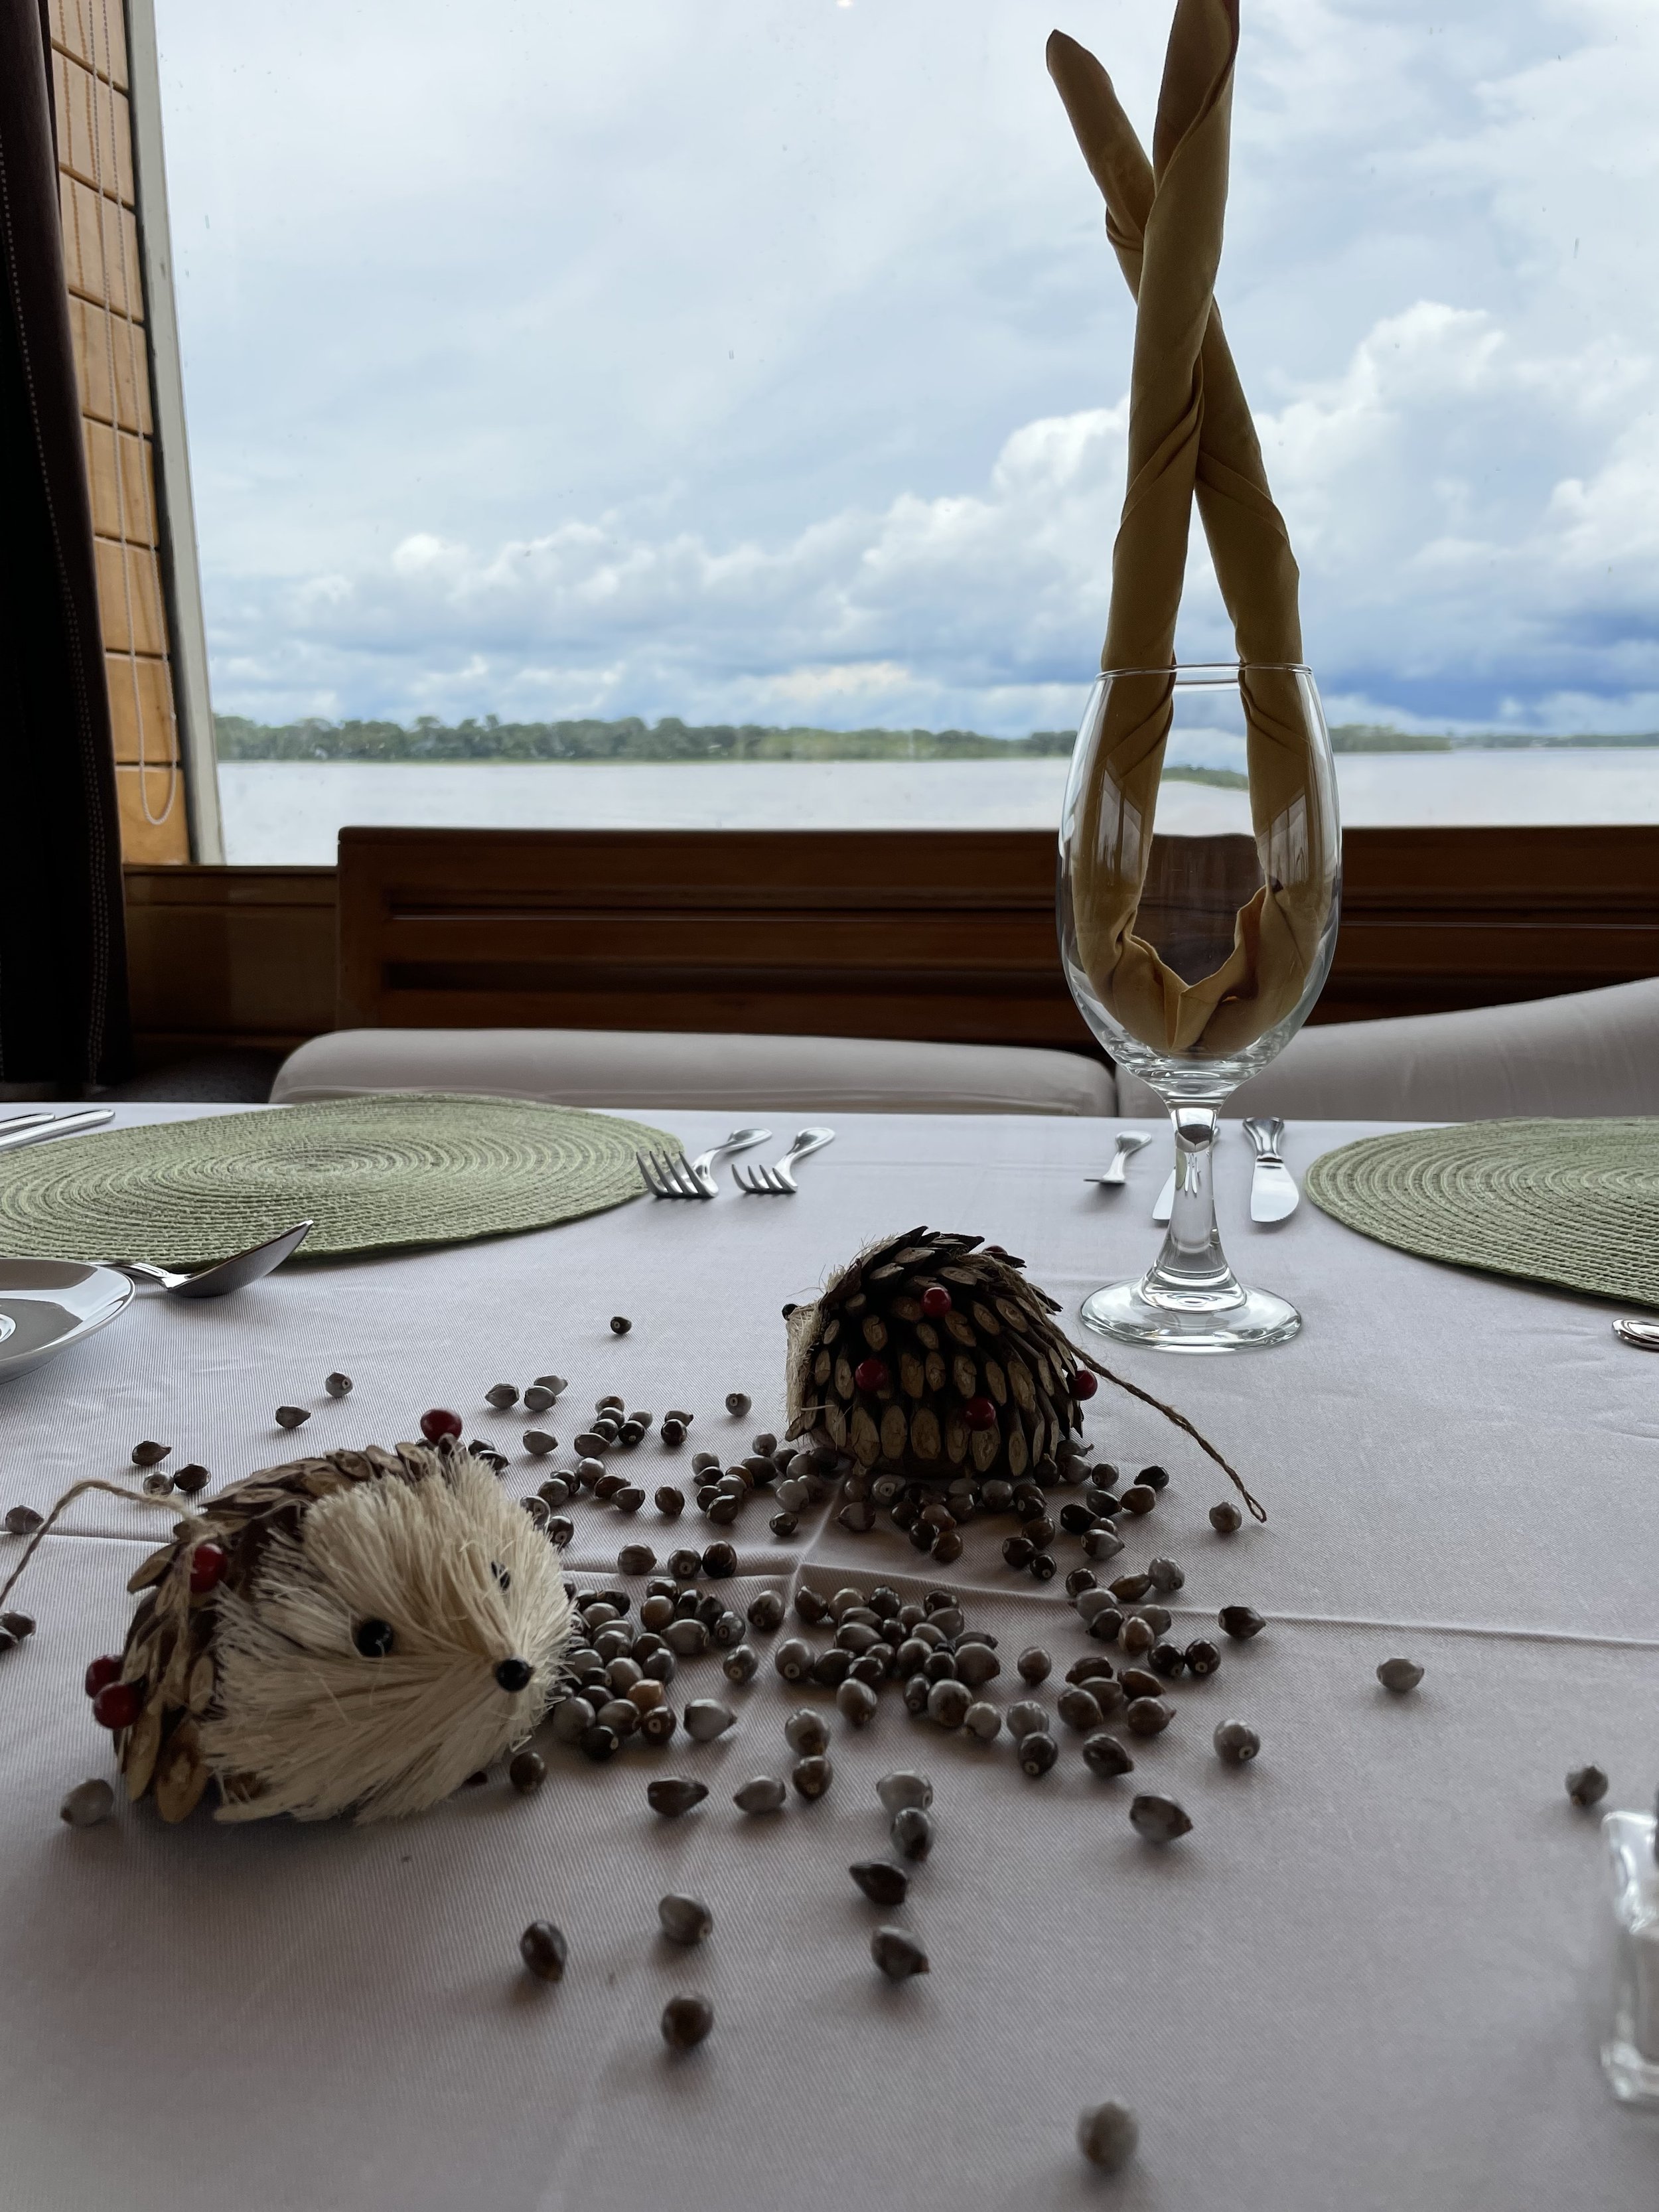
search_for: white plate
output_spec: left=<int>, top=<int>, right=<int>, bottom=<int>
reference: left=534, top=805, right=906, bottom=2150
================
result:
left=0, top=1260, right=134, bottom=1383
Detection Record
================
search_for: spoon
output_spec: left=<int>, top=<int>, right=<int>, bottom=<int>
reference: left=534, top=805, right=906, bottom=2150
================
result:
left=1613, top=1317, right=1659, bottom=1352
left=1085, top=1131, right=1153, bottom=1188
left=104, top=1221, right=313, bottom=1299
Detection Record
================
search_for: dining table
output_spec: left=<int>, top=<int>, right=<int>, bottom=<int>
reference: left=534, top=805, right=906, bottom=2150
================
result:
left=0, top=1102, right=1654, bottom=2212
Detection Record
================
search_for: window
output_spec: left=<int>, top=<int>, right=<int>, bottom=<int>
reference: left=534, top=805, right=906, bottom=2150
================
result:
left=151, top=1, right=1659, bottom=862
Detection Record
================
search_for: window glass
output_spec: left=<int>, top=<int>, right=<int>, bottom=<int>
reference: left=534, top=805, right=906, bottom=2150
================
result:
left=154, top=1, right=1659, bottom=860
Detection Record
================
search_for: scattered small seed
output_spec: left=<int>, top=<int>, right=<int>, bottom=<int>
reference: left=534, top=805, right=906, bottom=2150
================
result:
left=273, top=1407, right=309, bottom=1431
left=533, top=1374, right=568, bottom=1398
left=1018, top=1731, right=1058, bottom=1778
left=837, top=1678, right=879, bottom=1728
left=1209, top=1501, right=1243, bottom=1534
left=1129, top=1793, right=1192, bottom=1843
left=1147, top=1557, right=1184, bottom=1593
left=725, top=1392, right=752, bottom=1416
left=610, top=1316, right=632, bottom=1335
left=1119, top=1485, right=1156, bottom=1514
left=660, top=1993, right=713, bottom=2050
left=640, top=1706, right=678, bottom=1743
left=733, top=1775, right=787, bottom=1813
left=1120, top=1617, right=1155, bottom=1657
left=1184, top=1639, right=1222, bottom=1677
left=747, top=1591, right=784, bottom=1633
left=791, top=1754, right=833, bottom=1800
left=0, top=1611, right=34, bottom=1639
left=552, top=1696, right=597, bottom=1743
left=964, top=1700, right=1001, bottom=1741
left=849, top=1859, right=909, bottom=1907
left=1137, top=1464, right=1169, bottom=1491
left=172, top=1464, right=210, bottom=1497
left=141, top=1471, right=174, bottom=1497
left=1081, top=1524, right=1126, bottom=1561
left=509, top=1749, right=547, bottom=1795
left=1007, top=1701, right=1048, bottom=1740
left=1218, top=1605, right=1265, bottom=1641
left=1376, top=1657, right=1423, bottom=1692
left=1081, top=1732, right=1135, bottom=1779
left=325, top=1371, right=353, bottom=1398
left=1213, top=1719, right=1260, bottom=1764
left=774, top=1639, right=814, bottom=1683
left=890, top=1805, right=934, bottom=1861
left=954, top=1643, right=1000, bottom=1690
left=658, top=1893, right=713, bottom=1946
left=1565, top=1763, right=1609, bottom=1808
left=520, top=1921, right=568, bottom=1982
left=877, top=1771, right=933, bottom=1814
left=702, top=1542, right=737, bottom=1580
left=1056, top=1686, right=1104, bottom=1733
left=871, top=1925, right=929, bottom=1980
left=3, top=1506, right=44, bottom=1536
left=523, top=1431, right=557, bottom=1457
left=486, top=1383, right=520, bottom=1409
left=647, top=1777, right=709, bottom=1818
left=59, top=1778, right=115, bottom=1827
left=1016, top=1646, right=1052, bottom=1685
left=660, top=1418, right=686, bottom=1446
left=785, top=1707, right=830, bottom=1756
left=723, top=1644, right=759, bottom=1685
left=684, top=1699, right=736, bottom=1743
left=130, top=1441, right=171, bottom=1467
left=1077, top=2101, right=1139, bottom=2173
left=1125, top=1697, right=1173, bottom=1737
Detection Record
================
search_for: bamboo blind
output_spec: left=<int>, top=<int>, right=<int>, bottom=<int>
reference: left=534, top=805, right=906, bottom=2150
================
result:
left=48, top=0, right=188, bottom=862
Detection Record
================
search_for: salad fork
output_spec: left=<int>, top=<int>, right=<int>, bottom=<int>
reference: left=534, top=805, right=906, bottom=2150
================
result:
left=637, top=1128, right=770, bottom=1201
left=733, top=1128, right=835, bottom=1195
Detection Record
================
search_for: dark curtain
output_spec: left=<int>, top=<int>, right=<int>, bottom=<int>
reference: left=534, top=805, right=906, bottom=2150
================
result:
left=0, top=0, right=131, bottom=1088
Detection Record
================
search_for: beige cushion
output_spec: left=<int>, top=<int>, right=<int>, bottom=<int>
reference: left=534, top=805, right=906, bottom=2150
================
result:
left=1116, top=976, right=1659, bottom=1122
left=271, top=1027, right=1118, bottom=1117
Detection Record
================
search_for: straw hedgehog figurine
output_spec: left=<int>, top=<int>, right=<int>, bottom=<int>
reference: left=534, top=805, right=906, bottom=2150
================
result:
left=88, top=1443, right=573, bottom=1823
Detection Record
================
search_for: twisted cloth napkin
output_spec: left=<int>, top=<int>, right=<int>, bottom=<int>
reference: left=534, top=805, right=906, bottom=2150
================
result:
left=1048, top=4, right=1333, bottom=1057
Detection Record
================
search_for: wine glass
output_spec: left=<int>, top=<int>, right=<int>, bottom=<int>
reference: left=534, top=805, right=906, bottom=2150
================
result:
left=1058, top=662, right=1341, bottom=1351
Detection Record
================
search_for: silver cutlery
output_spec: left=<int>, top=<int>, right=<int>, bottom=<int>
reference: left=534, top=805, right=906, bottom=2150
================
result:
left=1614, top=1317, right=1659, bottom=1352
left=734, top=1128, right=835, bottom=1194
left=637, top=1128, right=770, bottom=1201
left=0, top=1107, right=114, bottom=1153
left=104, top=1220, right=313, bottom=1298
left=1151, top=1169, right=1176, bottom=1224
left=1085, top=1130, right=1152, bottom=1188
left=1242, top=1116, right=1299, bottom=1223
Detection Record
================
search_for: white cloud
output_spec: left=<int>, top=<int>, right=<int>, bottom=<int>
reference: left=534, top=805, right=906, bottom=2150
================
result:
left=157, top=0, right=1659, bottom=735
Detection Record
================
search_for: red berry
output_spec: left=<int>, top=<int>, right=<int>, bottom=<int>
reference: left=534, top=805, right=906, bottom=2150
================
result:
left=963, top=1396, right=997, bottom=1432
left=920, top=1286, right=952, bottom=1317
left=1071, top=1370, right=1099, bottom=1400
left=188, top=1542, right=228, bottom=1595
left=92, top=1680, right=141, bottom=1730
left=84, top=1654, right=122, bottom=1698
left=853, top=1357, right=890, bottom=1394
left=420, top=1406, right=464, bottom=1442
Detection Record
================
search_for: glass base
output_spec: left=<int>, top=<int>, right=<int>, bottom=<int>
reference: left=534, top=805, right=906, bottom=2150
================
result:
left=1079, top=1276, right=1302, bottom=1354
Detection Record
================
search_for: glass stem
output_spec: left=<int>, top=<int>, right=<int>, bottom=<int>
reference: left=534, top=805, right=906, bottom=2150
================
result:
left=1145, top=1100, right=1245, bottom=1308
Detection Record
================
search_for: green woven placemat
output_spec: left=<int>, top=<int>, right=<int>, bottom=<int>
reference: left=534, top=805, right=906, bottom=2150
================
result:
left=0, top=1094, right=684, bottom=1267
left=1306, top=1118, right=1659, bottom=1311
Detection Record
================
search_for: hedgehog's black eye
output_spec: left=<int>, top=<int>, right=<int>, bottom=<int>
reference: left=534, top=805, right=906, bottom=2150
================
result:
left=491, top=1561, right=511, bottom=1591
left=353, top=1617, right=396, bottom=1658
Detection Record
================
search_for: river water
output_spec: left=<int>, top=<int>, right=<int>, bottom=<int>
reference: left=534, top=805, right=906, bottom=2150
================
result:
left=217, top=749, right=1659, bottom=863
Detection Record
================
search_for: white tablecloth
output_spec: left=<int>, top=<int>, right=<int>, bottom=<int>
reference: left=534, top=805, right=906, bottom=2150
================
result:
left=1, top=1108, right=1654, bottom=2212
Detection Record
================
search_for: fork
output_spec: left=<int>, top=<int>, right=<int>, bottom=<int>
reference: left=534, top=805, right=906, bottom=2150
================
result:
left=636, top=1128, right=770, bottom=1201
left=733, top=1128, right=835, bottom=1194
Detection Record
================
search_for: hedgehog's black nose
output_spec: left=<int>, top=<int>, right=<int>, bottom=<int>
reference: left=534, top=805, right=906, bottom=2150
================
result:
left=494, top=1657, right=533, bottom=1694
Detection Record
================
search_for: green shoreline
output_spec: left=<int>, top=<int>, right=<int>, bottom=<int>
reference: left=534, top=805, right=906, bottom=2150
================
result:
left=215, top=712, right=1659, bottom=766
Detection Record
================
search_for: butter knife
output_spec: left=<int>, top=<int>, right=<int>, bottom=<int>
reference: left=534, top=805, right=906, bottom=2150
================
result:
left=1151, top=1169, right=1175, bottom=1224
left=0, top=1108, right=113, bottom=1153
left=1242, top=1115, right=1299, bottom=1222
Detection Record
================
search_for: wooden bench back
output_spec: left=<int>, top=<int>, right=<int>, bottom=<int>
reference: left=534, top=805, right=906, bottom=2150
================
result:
left=336, top=824, right=1659, bottom=1039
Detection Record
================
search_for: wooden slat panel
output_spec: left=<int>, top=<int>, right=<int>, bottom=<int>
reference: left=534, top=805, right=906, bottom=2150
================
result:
left=125, top=865, right=338, bottom=1051
left=105, top=652, right=177, bottom=764
left=115, top=766, right=189, bottom=861
left=338, top=825, right=1659, bottom=1043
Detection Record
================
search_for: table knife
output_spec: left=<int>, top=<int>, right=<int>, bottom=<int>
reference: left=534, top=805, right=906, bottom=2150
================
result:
left=1242, top=1115, right=1299, bottom=1222
left=1151, top=1169, right=1175, bottom=1224
left=0, top=1108, right=114, bottom=1154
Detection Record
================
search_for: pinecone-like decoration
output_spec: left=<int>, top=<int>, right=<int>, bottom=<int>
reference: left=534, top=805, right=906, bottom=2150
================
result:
left=785, top=1227, right=1095, bottom=1484
left=106, top=1442, right=572, bottom=1824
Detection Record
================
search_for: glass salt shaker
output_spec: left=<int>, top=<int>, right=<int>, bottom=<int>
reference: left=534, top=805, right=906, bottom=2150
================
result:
left=1603, top=1800, right=1659, bottom=2108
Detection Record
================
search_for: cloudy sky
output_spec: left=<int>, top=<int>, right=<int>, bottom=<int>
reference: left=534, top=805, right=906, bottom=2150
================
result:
left=155, top=0, right=1659, bottom=737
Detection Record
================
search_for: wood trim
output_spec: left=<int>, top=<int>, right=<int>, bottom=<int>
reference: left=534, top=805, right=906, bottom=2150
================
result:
left=125, top=864, right=336, bottom=1059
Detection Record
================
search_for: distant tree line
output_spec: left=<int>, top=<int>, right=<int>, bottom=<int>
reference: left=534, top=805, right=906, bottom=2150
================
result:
left=214, top=712, right=1659, bottom=763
